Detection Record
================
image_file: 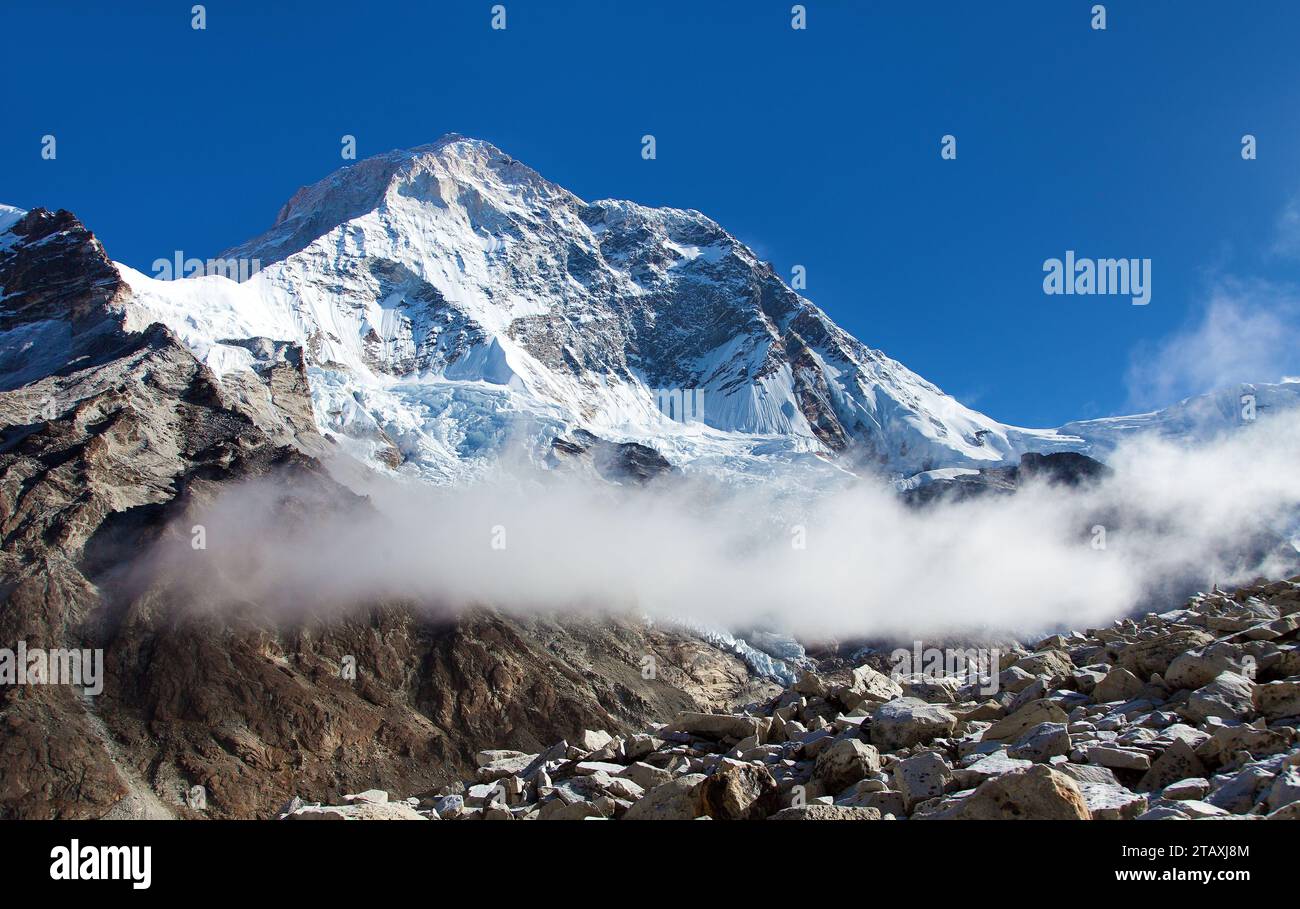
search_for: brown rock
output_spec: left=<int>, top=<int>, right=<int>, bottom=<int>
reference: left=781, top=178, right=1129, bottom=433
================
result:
left=768, top=805, right=883, bottom=820
left=622, top=774, right=708, bottom=820
left=693, top=762, right=779, bottom=820
left=981, top=699, right=1070, bottom=743
left=933, top=765, right=1091, bottom=820
left=815, top=738, right=882, bottom=792
left=1137, top=738, right=1206, bottom=793
left=1092, top=667, right=1144, bottom=703
left=1117, top=630, right=1216, bottom=680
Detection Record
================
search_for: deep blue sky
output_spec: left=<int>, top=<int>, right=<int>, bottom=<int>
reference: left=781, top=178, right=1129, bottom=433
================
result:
left=3, top=0, right=1299, bottom=426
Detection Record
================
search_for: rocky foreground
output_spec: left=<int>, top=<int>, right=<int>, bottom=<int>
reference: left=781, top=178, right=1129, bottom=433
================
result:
left=281, top=577, right=1300, bottom=820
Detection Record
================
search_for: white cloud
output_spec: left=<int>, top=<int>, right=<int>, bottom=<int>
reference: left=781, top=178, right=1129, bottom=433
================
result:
left=140, top=408, right=1300, bottom=643
left=1125, top=279, right=1300, bottom=411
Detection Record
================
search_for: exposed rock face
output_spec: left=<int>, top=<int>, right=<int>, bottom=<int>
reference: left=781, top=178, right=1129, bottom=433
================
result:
left=898, top=451, right=1110, bottom=507
left=0, top=208, right=126, bottom=340
left=1, top=209, right=340, bottom=819
left=547, top=429, right=677, bottom=485
left=0, top=209, right=777, bottom=819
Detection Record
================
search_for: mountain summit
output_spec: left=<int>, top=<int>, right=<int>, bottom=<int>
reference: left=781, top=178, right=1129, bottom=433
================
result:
left=112, top=135, right=1088, bottom=481
left=12, top=137, right=1298, bottom=483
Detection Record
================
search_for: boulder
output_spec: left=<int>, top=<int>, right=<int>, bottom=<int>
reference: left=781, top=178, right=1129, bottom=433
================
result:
left=901, top=677, right=960, bottom=704
left=1005, top=679, right=1048, bottom=715
left=836, top=665, right=904, bottom=710
left=982, top=699, right=1069, bottom=743
left=1086, top=744, right=1151, bottom=772
left=605, top=776, right=644, bottom=801
left=623, top=774, right=708, bottom=820
left=1137, top=738, right=1206, bottom=793
left=1071, top=667, right=1107, bottom=695
left=539, top=798, right=607, bottom=820
left=841, top=789, right=907, bottom=816
left=617, top=762, right=674, bottom=791
left=870, top=698, right=957, bottom=750
left=931, top=765, right=1091, bottom=820
left=998, top=666, right=1039, bottom=693
left=1160, top=778, right=1210, bottom=800
left=1117, top=630, right=1215, bottom=679
left=1206, top=763, right=1277, bottom=814
left=958, top=700, right=1004, bottom=722
left=892, top=751, right=952, bottom=810
left=1165, top=649, right=1243, bottom=691
left=952, top=751, right=1033, bottom=788
left=815, top=738, right=882, bottom=792
left=1056, top=762, right=1121, bottom=786
left=669, top=712, right=765, bottom=742
left=1182, top=672, right=1255, bottom=723
left=1076, top=782, right=1148, bottom=820
left=1011, top=650, right=1075, bottom=687
left=769, top=805, right=882, bottom=820
left=577, top=730, right=614, bottom=752
left=1170, top=799, right=1234, bottom=819
left=792, top=670, right=827, bottom=698
left=1265, top=766, right=1300, bottom=812
left=1152, top=723, right=1211, bottom=751
left=477, top=753, right=538, bottom=781
left=283, top=806, right=350, bottom=820
left=474, top=749, right=529, bottom=769
left=346, top=802, right=427, bottom=820
left=464, top=783, right=498, bottom=806
left=574, top=761, right=626, bottom=776
left=431, top=794, right=464, bottom=817
left=1093, top=667, right=1144, bottom=703
left=1008, top=722, right=1070, bottom=762
left=1196, top=724, right=1292, bottom=766
left=1255, top=680, right=1300, bottom=720
left=693, top=762, right=779, bottom=820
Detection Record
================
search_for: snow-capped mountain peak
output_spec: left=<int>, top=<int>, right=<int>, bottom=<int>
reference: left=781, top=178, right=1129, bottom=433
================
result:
left=20, top=136, right=1166, bottom=482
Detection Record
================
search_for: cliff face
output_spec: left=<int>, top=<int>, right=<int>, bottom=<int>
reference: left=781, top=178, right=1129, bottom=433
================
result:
left=0, top=209, right=775, bottom=819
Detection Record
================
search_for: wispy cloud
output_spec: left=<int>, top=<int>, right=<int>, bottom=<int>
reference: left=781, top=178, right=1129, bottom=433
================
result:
left=1125, top=278, right=1300, bottom=411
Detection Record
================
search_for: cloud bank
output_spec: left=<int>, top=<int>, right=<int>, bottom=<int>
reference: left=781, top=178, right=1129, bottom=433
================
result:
left=145, top=408, right=1300, bottom=643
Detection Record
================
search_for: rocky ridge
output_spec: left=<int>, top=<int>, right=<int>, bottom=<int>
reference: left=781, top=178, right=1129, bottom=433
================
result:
left=283, top=576, right=1300, bottom=820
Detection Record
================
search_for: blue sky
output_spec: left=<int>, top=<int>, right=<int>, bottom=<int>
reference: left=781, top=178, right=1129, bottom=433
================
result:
left=3, top=0, right=1299, bottom=426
